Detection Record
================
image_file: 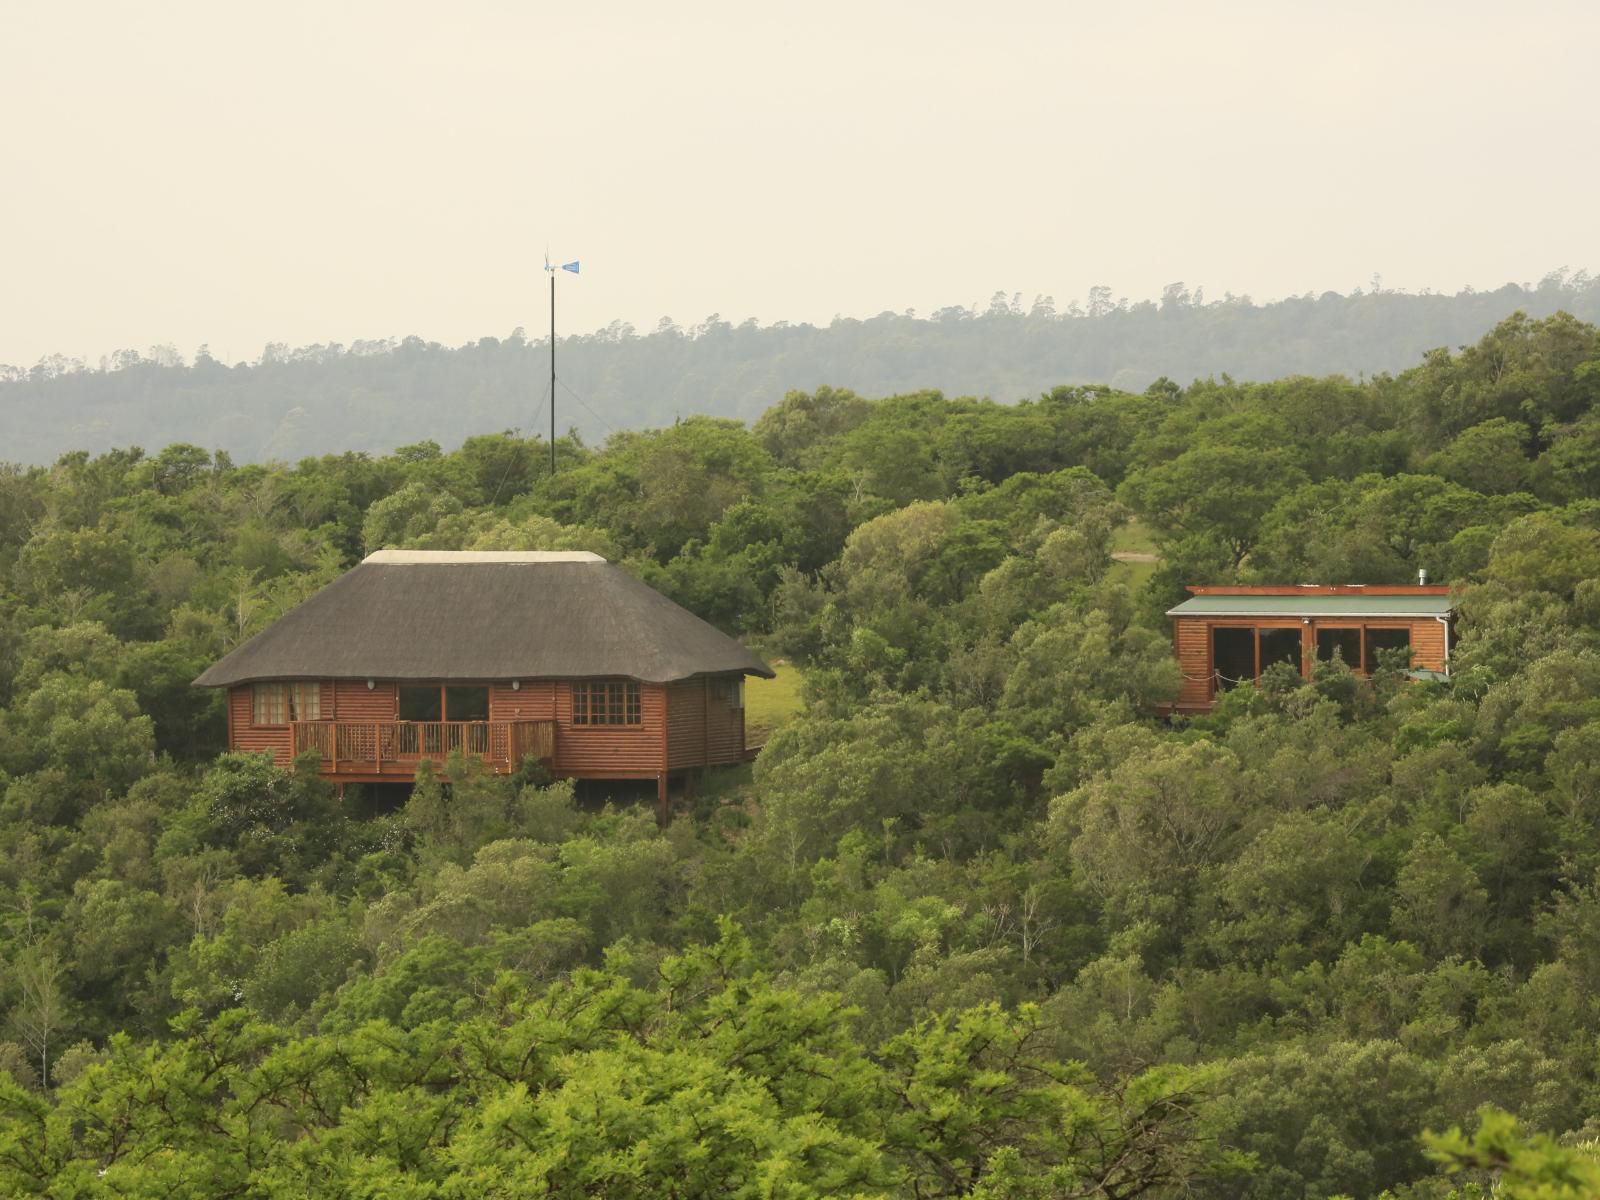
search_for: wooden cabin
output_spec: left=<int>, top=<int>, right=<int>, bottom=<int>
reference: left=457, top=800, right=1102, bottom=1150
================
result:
left=1166, top=583, right=1454, bottom=713
left=193, top=550, right=773, bottom=815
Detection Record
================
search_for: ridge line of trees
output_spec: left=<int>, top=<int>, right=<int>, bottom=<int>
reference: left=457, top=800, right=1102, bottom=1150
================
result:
left=2, top=271, right=1596, bottom=465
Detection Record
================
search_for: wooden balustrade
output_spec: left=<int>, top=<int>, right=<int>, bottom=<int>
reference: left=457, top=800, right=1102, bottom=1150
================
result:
left=290, top=720, right=556, bottom=776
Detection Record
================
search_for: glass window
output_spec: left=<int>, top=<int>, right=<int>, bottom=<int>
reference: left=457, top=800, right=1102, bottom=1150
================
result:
left=252, top=682, right=319, bottom=723
left=1258, top=628, right=1302, bottom=676
left=1364, top=628, right=1412, bottom=674
left=1211, top=628, right=1255, bottom=692
left=252, top=683, right=286, bottom=724
left=573, top=680, right=642, bottom=725
left=399, top=686, right=442, bottom=722
left=721, top=678, right=744, bottom=709
left=445, top=686, right=489, bottom=722
left=291, top=683, right=319, bottom=721
left=1316, top=628, right=1362, bottom=670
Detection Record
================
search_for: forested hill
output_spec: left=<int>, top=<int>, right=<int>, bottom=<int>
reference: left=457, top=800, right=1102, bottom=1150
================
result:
left=3, top=312, right=1600, bottom=1194
left=4, top=273, right=1598, bottom=464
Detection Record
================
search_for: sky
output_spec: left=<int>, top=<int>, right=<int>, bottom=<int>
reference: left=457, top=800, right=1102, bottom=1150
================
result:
left=1, top=0, right=1596, bottom=367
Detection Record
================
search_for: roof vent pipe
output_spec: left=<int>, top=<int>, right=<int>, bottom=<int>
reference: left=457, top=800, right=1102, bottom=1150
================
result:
left=1418, top=568, right=1428, bottom=586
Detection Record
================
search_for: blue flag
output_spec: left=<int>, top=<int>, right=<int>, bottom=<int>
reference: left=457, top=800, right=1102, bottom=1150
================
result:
left=561, top=261, right=580, bottom=274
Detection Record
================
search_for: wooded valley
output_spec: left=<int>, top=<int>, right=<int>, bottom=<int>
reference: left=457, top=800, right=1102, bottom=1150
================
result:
left=2, top=310, right=1600, bottom=1196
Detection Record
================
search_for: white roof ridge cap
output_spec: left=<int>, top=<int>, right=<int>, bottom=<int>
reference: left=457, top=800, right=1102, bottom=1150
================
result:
left=361, top=550, right=607, bottom=564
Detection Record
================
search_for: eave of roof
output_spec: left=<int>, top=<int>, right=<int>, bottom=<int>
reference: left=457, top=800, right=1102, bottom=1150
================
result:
left=1167, top=595, right=1455, bottom=618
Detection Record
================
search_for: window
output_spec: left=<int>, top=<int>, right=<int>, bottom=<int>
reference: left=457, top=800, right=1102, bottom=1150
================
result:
left=720, top=677, right=744, bottom=709
left=1211, top=627, right=1255, bottom=692
left=1314, top=627, right=1413, bottom=675
left=1211, top=626, right=1304, bottom=695
left=398, top=685, right=490, bottom=722
left=1258, top=628, right=1302, bottom=675
left=1316, top=627, right=1362, bottom=669
left=252, top=682, right=320, bottom=724
left=573, top=680, right=641, bottom=725
left=445, top=686, right=489, bottom=722
left=398, top=686, right=443, bottom=722
left=1364, top=628, right=1412, bottom=674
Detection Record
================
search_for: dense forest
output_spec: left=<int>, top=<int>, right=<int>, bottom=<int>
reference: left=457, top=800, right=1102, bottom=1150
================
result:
left=2, top=309, right=1600, bottom=1195
left=4, top=273, right=1600, bottom=466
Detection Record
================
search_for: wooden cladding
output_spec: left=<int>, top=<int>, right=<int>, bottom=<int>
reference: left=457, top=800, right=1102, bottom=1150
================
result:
left=665, top=674, right=748, bottom=770
left=553, top=682, right=666, bottom=778
left=229, top=676, right=743, bottom=781
left=1170, top=615, right=1450, bottom=710
left=333, top=679, right=396, bottom=721
left=572, top=680, right=642, bottom=726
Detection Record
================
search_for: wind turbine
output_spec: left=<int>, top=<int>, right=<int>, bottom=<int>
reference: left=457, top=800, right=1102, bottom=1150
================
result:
left=543, top=252, right=580, bottom=475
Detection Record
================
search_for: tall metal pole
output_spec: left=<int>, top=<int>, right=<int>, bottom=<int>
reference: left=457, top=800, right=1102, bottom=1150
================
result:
left=549, top=270, right=557, bottom=476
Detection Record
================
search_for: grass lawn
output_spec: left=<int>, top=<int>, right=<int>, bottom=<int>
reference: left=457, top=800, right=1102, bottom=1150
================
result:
left=746, top=659, right=804, bottom=745
left=1111, top=517, right=1158, bottom=555
left=1108, top=556, right=1159, bottom=592
left=1109, top=517, right=1160, bottom=593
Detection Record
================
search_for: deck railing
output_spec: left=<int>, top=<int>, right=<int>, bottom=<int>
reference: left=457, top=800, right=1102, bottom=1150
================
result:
left=291, top=720, right=556, bottom=775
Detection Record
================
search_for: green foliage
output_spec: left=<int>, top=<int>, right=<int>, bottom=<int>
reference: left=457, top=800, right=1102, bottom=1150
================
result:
left=1423, top=1106, right=1600, bottom=1199
left=0, top=310, right=1598, bottom=1194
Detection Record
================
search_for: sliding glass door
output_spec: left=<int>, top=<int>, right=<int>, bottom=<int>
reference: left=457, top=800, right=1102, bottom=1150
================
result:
left=1210, top=624, right=1305, bottom=695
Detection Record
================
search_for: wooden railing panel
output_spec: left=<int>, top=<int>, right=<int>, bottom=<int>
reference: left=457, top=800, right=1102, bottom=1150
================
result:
left=293, top=722, right=335, bottom=760
left=511, top=720, right=556, bottom=763
left=289, top=720, right=557, bottom=775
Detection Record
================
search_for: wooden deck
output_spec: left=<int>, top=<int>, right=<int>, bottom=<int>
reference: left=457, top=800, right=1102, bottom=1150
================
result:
left=290, top=720, right=556, bottom=778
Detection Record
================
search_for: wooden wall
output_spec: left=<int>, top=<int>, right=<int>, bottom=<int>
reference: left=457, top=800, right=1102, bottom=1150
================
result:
left=704, top=676, right=745, bottom=766
left=664, top=674, right=748, bottom=770
left=489, top=681, right=557, bottom=723
left=1174, top=621, right=1213, bottom=708
left=665, top=680, right=703, bottom=770
left=1170, top=615, right=1452, bottom=710
left=1409, top=618, right=1448, bottom=670
left=226, top=677, right=718, bottom=780
left=551, top=682, right=667, bottom=778
left=228, top=685, right=294, bottom=764
left=332, top=680, right=396, bottom=722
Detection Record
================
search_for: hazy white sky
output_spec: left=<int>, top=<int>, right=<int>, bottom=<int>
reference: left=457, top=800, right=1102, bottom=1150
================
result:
left=2, top=0, right=1596, bottom=366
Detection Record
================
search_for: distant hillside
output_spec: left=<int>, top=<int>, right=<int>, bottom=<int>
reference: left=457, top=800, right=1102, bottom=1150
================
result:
left=3, top=273, right=1597, bottom=464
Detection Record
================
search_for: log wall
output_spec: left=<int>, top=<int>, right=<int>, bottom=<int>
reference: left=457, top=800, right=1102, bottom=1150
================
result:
left=229, top=678, right=697, bottom=780
left=1169, top=615, right=1452, bottom=711
left=550, top=681, right=667, bottom=779
left=704, top=676, right=746, bottom=766
left=665, top=680, right=704, bottom=770
left=489, top=681, right=558, bottom=723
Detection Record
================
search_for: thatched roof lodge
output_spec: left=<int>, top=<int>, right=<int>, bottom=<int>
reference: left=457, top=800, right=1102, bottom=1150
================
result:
left=194, top=550, right=772, bottom=814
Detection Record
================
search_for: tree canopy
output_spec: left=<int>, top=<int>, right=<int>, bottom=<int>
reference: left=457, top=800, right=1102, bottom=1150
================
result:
left=2, top=308, right=1600, bottom=1196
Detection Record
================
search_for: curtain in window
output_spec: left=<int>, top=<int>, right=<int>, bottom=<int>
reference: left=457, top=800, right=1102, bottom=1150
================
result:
left=252, top=682, right=320, bottom=723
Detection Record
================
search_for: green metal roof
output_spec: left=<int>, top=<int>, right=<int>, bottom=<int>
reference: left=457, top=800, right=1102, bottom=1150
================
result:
left=1167, top=595, right=1454, bottom=618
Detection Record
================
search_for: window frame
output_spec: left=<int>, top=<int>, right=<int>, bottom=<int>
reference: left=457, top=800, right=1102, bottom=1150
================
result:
left=571, top=679, right=643, bottom=727
left=1314, top=625, right=1365, bottom=673
left=1209, top=621, right=1304, bottom=696
left=1312, top=624, right=1416, bottom=677
left=397, top=683, right=492, bottom=723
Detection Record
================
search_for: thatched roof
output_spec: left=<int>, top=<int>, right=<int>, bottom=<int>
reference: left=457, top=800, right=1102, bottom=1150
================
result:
left=193, top=551, right=773, bottom=687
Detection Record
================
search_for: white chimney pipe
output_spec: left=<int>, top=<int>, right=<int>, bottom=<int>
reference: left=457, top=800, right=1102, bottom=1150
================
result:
left=1418, top=568, right=1428, bottom=586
